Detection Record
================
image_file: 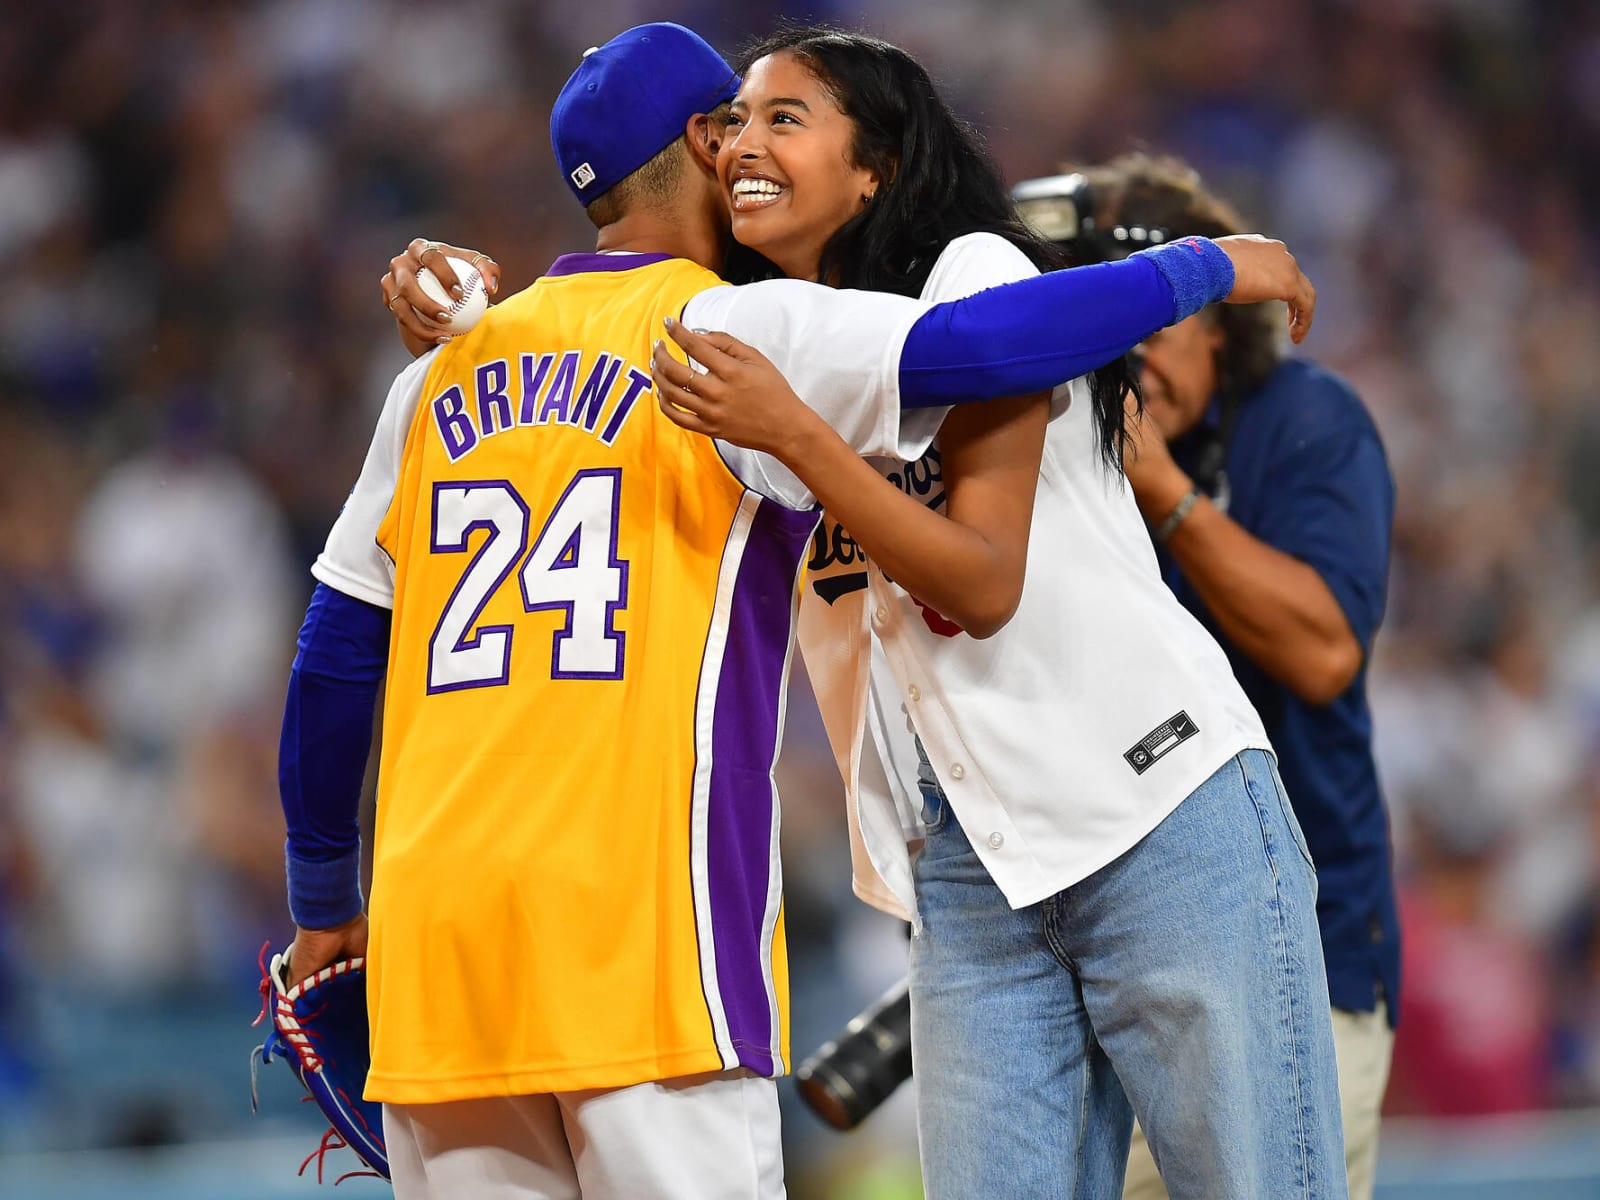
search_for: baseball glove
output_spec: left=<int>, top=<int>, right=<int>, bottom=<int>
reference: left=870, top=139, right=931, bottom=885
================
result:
left=252, top=943, right=389, bottom=1182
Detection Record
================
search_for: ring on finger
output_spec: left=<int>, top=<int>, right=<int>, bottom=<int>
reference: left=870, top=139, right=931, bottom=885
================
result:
left=469, top=252, right=490, bottom=270
left=421, top=241, right=446, bottom=263
left=388, top=292, right=407, bottom=312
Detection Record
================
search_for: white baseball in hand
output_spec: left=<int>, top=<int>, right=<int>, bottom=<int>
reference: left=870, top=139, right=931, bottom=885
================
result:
left=416, top=256, right=490, bottom=333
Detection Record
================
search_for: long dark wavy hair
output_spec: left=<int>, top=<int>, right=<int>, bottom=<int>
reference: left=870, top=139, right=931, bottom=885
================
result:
left=727, top=26, right=1139, bottom=470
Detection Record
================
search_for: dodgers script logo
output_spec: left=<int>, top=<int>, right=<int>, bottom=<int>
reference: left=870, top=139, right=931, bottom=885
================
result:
left=805, top=447, right=963, bottom=637
left=807, top=448, right=943, bottom=603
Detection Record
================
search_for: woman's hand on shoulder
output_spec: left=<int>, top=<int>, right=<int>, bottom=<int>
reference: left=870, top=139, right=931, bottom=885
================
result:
left=652, top=317, right=821, bottom=460
left=380, top=238, right=503, bottom=358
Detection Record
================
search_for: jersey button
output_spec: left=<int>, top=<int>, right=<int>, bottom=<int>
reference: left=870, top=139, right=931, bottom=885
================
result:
left=950, top=762, right=966, bottom=780
left=907, top=684, right=921, bottom=702
left=987, top=832, right=1004, bottom=849
left=874, top=605, right=889, bottom=626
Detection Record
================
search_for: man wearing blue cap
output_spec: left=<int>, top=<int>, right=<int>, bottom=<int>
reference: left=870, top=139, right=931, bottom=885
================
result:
left=280, top=22, right=1321, bottom=1198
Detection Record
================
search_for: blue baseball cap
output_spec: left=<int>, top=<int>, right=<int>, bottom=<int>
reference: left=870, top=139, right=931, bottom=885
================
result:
left=551, top=23, right=741, bottom=207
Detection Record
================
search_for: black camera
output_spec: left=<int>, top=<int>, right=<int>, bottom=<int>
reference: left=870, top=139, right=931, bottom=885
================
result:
left=795, top=979, right=913, bottom=1130
left=1011, top=172, right=1173, bottom=264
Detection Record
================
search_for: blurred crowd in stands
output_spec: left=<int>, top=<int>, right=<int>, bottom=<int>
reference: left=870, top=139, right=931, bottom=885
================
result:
left=2, top=0, right=1599, bottom=1183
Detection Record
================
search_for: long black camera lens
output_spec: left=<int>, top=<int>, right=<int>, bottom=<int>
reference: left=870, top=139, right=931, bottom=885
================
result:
left=795, top=979, right=912, bottom=1130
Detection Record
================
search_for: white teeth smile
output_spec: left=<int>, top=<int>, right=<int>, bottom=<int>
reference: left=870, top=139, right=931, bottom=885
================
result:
left=732, top=178, right=784, bottom=203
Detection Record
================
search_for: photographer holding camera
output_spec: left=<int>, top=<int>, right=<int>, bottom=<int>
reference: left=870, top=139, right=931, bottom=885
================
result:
left=1015, top=155, right=1398, bottom=1199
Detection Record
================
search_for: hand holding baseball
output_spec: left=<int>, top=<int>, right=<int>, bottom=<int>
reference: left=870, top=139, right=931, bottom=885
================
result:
left=382, top=238, right=502, bottom=356
left=417, top=256, right=489, bottom=331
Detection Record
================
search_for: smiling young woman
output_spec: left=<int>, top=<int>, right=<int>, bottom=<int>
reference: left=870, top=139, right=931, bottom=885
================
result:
left=720, top=52, right=881, bottom=283
left=654, top=26, right=1349, bottom=1200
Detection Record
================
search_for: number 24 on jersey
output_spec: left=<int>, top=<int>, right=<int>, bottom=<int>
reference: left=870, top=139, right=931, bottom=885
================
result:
left=426, top=470, right=628, bottom=693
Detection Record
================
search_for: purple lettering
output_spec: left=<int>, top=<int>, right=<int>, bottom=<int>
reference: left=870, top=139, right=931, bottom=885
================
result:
left=599, top=367, right=652, bottom=445
left=476, top=359, right=512, bottom=436
left=539, top=351, right=580, bottom=424
left=571, top=354, right=623, bottom=432
left=518, top=353, right=555, bottom=425
left=432, top=385, right=478, bottom=461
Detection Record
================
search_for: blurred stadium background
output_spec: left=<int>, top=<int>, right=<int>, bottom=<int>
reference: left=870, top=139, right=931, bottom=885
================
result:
left=2, top=0, right=1598, bottom=1195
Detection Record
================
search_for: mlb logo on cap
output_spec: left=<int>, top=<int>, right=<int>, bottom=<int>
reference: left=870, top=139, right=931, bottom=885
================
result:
left=550, top=23, right=740, bottom=207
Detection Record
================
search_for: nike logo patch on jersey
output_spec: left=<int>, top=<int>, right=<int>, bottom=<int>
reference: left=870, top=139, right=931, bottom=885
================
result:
left=1124, top=711, right=1199, bottom=775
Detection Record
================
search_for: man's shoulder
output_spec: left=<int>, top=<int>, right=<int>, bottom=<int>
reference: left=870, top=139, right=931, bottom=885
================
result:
left=1246, top=358, right=1381, bottom=444
left=514, top=253, right=725, bottom=300
left=476, top=255, right=727, bottom=344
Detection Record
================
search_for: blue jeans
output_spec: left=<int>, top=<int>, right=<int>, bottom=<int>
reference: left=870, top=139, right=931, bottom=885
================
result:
left=909, top=749, right=1346, bottom=1200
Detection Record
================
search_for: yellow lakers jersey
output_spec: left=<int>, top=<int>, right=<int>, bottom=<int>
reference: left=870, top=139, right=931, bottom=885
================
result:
left=364, top=253, right=811, bottom=1103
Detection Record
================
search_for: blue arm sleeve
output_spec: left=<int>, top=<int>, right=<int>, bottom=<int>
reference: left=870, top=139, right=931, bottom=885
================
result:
left=278, top=582, right=390, bottom=928
left=898, top=237, right=1235, bottom=407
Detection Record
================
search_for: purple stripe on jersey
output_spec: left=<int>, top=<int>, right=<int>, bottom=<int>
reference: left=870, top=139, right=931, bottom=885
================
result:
left=706, top=497, right=820, bottom=1075
left=545, top=252, right=675, bottom=277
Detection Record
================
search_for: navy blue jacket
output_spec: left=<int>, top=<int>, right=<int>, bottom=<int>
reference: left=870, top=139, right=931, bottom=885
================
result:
left=1161, top=358, right=1400, bottom=1021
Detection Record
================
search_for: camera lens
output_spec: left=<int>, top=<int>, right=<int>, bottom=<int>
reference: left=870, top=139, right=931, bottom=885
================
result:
left=795, top=980, right=913, bottom=1130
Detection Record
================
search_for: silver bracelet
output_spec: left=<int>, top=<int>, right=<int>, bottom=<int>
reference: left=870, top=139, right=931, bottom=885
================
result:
left=1154, top=487, right=1201, bottom=543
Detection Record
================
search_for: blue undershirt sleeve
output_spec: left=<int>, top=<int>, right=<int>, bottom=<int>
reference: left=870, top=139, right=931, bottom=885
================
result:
left=897, top=237, right=1235, bottom=407
left=278, top=582, right=390, bottom=929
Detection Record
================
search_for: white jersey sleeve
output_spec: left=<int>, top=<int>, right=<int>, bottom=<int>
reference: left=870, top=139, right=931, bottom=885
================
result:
left=680, top=279, right=945, bottom=508
left=920, top=231, right=1072, bottom=418
left=310, top=350, right=439, bottom=608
